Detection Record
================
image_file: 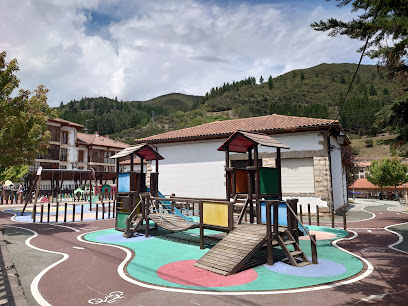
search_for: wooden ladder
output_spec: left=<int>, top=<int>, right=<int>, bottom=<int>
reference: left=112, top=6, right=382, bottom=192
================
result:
left=277, top=230, right=310, bottom=267
left=232, top=194, right=250, bottom=225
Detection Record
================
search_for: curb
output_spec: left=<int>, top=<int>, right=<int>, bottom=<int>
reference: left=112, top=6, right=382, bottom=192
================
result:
left=0, top=226, right=29, bottom=306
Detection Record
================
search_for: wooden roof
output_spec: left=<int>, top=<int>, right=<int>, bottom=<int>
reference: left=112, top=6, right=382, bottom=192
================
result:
left=218, top=131, right=290, bottom=153
left=110, top=144, right=164, bottom=161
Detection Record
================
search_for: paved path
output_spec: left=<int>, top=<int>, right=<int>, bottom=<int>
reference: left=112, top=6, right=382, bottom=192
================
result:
left=0, top=199, right=407, bottom=305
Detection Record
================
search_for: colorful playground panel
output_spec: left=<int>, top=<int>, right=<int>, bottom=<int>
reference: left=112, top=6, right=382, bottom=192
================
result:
left=202, top=201, right=229, bottom=228
left=259, top=201, right=288, bottom=225
left=85, top=226, right=364, bottom=292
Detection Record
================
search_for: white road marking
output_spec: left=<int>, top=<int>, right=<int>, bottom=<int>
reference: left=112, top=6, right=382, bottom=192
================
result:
left=360, top=294, right=386, bottom=302
left=367, top=230, right=372, bottom=233
left=73, top=246, right=85, bottom=250
left=7, top=225, right=69, bottom=306
left=77, top=229, right=374, bottom=296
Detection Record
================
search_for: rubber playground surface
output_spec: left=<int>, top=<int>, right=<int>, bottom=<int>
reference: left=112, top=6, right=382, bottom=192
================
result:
left=84, top=225, right=363, bottom=292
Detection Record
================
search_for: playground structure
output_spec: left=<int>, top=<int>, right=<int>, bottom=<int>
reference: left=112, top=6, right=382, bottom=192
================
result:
left=21, top=168, right=111, bottom=218
left=112, top=132, right=318, bottom=276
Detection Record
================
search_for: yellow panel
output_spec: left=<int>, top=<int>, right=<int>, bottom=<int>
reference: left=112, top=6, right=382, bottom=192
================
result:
left=203, top=201, right=228, bottom=227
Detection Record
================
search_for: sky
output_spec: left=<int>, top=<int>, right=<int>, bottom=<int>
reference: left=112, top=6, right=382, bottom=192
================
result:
left=0, top=0, right=374, bottom=107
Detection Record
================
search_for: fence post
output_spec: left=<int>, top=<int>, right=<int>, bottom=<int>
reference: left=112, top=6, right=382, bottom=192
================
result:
left=199, top=200, right=204, bottom=249
left=331, top=204, right=335, bottom=228
left=308, top=203, right=311, bottom=225
left=311, top=234, right=318, bottom=264
left=33, top=204, right=37, bottom=223
left=266, top=201, right=273, bottom=265
left=72, top=204, right=76, bottom=222
left=343, top=205, right=347, bottom=230
left=316, top=205, right=320, bottom=226
left=56, top=202, right=59, bottom=223
left=102, top=203, right=105, bottom=220
left=64, top=203, right=67, bottom=222
left=96, top=203, right=99, bottom=220
left=299, top=204, right=303, bottom=224
left=108, top=201, right=111, bottom=219
left=47, top=203, right=50, bottom=223
left=81, top=204, right=84, bottom=221
left=40, top=205, right=44, bottom=223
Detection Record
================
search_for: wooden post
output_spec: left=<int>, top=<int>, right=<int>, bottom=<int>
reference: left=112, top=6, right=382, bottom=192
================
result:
left=56, top=202, right=59, bottom=223
left=343, top=205, right=347, bottom=230
left=316, top=205, right=320, bottom=226
left=254, top=145, right=261, bottom=219
left=286, top=201, right=292, bottom=233
left=40, top=205, right=44, bottom=223
left=145, top=194, right=150, bottom=238
left=47, top=203, right=50, bottom=223
left=171, top=193, right=175, bottom=212
left=72, top=204, right=76, bottom=222
left=102, top=203, right=105, bottom=219
left=273, top=201, right=279, bottom=236
left=81, top=204, right=84, bottom=221
left=113, top=200, right=116, bottom=218
left=308, top=204, right=311, bottom=225
left=311, top=234, right=318, bottom=264
left=108, top=201, right=111, bottom=219
left=96, top=203, right=99, bottom=220
left=225, top=147, right=230, bottom=200
left=248, top=171, right=254, bottom=224
left=64, top=203, right=68, bottom=222
left=33, top=204, right=37, bottom=223
left=299, top=204, right=303, bottom=224
left=228, top=202, right=234, bottom=232
left=199, top=201, right=204, bottom=249
left=276, top=148, right=282, bottom=201
left=331, top=204, right=335, bottom=228
left=266, top=201, right=273, bottom=265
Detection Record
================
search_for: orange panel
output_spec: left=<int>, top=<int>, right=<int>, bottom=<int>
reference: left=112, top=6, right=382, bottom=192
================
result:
left=235, top=169, right=249, bottom=193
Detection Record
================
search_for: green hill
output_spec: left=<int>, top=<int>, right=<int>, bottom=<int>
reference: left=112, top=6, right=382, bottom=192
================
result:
left=57, top=63, right=403, bottom=144
left=142, top=93, right=201, bottom=111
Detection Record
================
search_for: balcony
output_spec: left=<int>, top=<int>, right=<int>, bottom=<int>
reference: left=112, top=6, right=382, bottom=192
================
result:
left=36, top=152, right=60, bottom=161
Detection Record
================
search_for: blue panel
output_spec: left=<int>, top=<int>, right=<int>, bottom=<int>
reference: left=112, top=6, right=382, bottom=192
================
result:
left=260, top=201, right=288, bottom=226
left=118, top=173, right=130, bottom=193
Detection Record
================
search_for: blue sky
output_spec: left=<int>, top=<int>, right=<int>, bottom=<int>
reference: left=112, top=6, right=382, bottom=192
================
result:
left=0, top=0, right=372, bottom=106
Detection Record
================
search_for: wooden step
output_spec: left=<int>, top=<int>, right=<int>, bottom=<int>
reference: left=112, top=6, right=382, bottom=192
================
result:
left=297, top=261, right=311, bottom=267
left=284, top=240, right=296, bottom=245
left=290, top=250, right=303, bottom=257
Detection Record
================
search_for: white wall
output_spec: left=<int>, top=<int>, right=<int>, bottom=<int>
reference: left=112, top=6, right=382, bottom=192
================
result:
left=154, top=140, right=226, bottom=198
left=330, top=135, right=346, bottom=210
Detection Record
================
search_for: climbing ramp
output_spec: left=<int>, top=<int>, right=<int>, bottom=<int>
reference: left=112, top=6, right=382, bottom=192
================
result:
left=149, top=212, right=198, bottom=232
left=194, top=223, right=310, bottom=276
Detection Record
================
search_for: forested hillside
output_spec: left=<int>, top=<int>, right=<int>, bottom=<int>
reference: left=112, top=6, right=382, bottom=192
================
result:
left=57, top=63, right=402, bottom=144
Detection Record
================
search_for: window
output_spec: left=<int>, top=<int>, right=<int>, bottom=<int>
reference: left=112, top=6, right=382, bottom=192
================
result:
left=60, top=165, right=67, bottom=169
left=61, top=131, right=68, bottom=144
left=60, top=148, right=67, bottom=161
left=78, top=150, right=84, bottom=162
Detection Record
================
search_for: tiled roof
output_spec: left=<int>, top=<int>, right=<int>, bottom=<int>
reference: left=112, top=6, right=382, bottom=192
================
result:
left=49, top=118, right=84, bottom=130
left=77, top=133, right=130, bottom=149
left=350, top=178, right=406, bottom=190
left=135, top=114, right=339, bottom=143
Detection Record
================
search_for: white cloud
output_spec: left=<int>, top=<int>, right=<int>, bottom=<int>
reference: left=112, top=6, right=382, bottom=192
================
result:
left=0, top=0, right=372, bottom=106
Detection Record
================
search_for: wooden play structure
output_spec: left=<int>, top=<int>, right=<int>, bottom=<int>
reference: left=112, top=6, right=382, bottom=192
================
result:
left=110, top=144, right=164, bottom=237
left=21, top=168, right=109, bottom=217
left=113, top=132, right=318, bottom=275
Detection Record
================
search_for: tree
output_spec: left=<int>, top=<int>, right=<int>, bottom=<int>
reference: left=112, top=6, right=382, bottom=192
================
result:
left=311, top=1, right=408, bottom=81
left=367, top=159, right=390, bottom=193
left=259, top=76, right=264, bottom=84
left=311, top=1, right=408, bottom=142
left=300, top=71, right=305, bottom=81
left=268, top=75, right=274, bottom=90
left=0, top=51, right=54, bottom=172
left=367, top=158, right=408, bottom=194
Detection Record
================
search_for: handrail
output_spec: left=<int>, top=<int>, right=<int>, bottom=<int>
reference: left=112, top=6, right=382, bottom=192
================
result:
left=286, top=202, right=317, bottom=245
left=126, top=200, right=141, bottom=223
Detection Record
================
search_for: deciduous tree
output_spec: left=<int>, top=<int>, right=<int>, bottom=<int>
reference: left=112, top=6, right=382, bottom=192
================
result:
left=0, top=51, right=54, bottom=173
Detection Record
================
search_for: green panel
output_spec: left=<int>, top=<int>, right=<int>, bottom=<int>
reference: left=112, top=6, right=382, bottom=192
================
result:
left=260, top=167, right=279, bottom=194
left=116, top=212, right=130, bottom=230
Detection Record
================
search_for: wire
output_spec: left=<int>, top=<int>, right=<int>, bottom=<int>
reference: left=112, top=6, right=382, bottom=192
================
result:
left=336, top=34, right=373, bottom=120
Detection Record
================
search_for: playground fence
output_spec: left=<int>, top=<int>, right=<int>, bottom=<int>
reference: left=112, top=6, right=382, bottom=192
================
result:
left=296, top=203, right=347, bottom=230
left=31, top=201, right=116, bottom=223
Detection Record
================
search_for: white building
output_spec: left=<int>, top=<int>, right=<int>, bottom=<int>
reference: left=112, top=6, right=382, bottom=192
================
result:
left=29, top=119, right=129, bottom=192
left=135, top=114, right=350, bottom=212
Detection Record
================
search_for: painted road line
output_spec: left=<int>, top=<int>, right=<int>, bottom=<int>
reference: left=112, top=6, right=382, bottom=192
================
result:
left=384, top=211, right=408, bottom=254
left=6, top=225, right=69, bottom=306
left=77, top=229, right=373, bottom=296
